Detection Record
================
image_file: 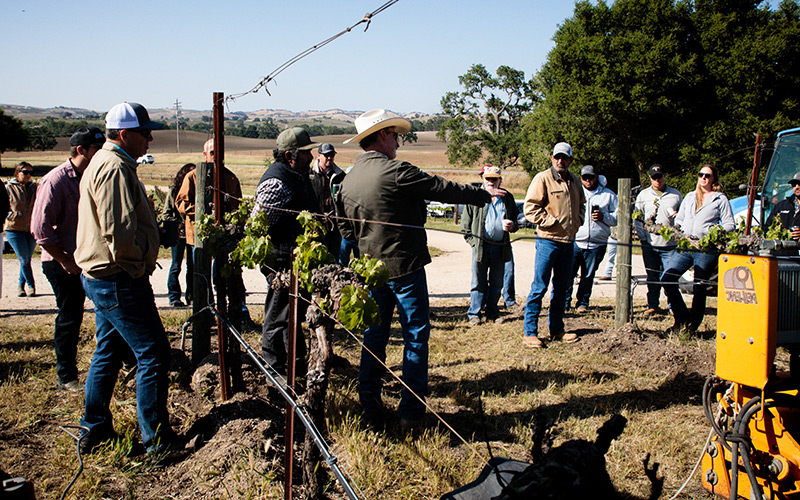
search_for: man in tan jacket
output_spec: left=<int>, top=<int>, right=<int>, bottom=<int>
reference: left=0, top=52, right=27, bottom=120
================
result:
left=521, top=142, right=585, bottom=348
left=75, top=102, right=180, bottom=458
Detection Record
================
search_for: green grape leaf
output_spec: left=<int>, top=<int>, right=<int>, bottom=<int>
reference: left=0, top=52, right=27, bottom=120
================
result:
left=349, top=255, right=390, bottom=289
left=337, top=285, right=380, bottom=330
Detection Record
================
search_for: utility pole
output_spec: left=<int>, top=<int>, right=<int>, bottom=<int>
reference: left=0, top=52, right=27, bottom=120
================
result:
left=174, top=98, right=182, bottom=153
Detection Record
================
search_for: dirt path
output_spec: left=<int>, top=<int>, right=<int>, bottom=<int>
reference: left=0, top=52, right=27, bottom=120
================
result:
left=0, top=230, right=647, bottom=315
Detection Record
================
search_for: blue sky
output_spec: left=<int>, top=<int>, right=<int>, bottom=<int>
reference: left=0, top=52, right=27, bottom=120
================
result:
left=0, top=0, right=783, bottom=115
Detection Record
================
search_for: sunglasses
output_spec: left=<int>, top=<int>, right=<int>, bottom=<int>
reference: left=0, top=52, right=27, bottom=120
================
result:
left=698, top=172, right=713, bottom=179
left=129, top=129, right=153, bottom=140
left=650, top=174, right=664, bottom=180
left=581, top=175, right=595, bottom=181
left=20, top=170, right=33, bottom=175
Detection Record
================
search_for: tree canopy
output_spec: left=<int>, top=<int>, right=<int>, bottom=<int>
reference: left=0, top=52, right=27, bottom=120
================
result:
left=513, top=0, right=800, bottom=195
left=438, top=64, right=535, bottom=169
left=0, top=109, right=31, bottom=154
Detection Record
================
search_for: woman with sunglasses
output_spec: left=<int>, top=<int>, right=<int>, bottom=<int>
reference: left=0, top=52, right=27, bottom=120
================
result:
left=5, top=162, right=39, bottom=296
left=660, top=164, right=734, bottom=332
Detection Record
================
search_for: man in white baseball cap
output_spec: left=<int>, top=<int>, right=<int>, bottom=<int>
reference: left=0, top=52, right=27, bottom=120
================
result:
left=521, top=141, right=585, bottom=348
left=75, top=102, right=182, bottom=459
left=337, top=109, right=504, bottom=431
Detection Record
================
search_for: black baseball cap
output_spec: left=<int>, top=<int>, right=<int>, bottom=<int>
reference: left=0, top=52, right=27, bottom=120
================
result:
left=70, top=126, right=106, bottom=147
left=649, top=164, right=665, bottom=177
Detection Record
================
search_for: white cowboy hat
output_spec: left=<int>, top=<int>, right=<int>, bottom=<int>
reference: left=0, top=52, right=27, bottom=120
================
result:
left=343, top=109, right=411, bottom=145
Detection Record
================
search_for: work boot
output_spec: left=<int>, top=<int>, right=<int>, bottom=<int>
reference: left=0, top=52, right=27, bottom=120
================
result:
left=17, top=286, right=26, bottom=297
left=523, top=335, right=544, bottom=348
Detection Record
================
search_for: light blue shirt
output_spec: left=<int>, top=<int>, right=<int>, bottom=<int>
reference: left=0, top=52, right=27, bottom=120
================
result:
left=484, top=196, right=506, bottom=241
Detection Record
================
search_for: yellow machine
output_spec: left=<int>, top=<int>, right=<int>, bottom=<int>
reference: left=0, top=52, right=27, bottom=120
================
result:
left=702, top=252, right=800, bottom=499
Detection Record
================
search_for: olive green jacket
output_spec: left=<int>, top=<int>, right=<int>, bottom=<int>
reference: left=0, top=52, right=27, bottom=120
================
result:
left=461, top=191, right=518, bottom=262
left=337, top=151, right=490, bottom=280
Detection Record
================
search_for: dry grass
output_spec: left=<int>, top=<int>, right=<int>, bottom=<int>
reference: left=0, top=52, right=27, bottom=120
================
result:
left=0, top=294, right=726, bottom=499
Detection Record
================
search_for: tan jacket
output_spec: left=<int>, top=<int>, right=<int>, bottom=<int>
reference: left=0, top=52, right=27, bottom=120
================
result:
left=524, top=167, right=585, bottom=242
left=5, top=179, right=37, bottom=232
left=175, top=166, right=241, bottom=246
left=75, top=143, right=159, bottom=278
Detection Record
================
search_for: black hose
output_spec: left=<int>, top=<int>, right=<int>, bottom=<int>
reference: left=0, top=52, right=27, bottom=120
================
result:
left=58, top=425, right=89, bottom=500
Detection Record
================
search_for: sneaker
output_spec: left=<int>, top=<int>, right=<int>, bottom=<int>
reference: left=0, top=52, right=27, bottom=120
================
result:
left=27, top=286, right=36, bottom=297
left=597, top=276, right=612, bottom=281
left=493, top=317, right=506, bottom=324
left=468, top=316, right=481, bottom=326
left=523, top=335, right=544, bottom=348
left=17, top=286, right=26, bottom=297
left=57, top=379, right=82, bottom=392
left=170, top=300, right=187, bottom=308
left=576, top=305, right=589, bottom=314
left=79, top=428, right=119, bottom=454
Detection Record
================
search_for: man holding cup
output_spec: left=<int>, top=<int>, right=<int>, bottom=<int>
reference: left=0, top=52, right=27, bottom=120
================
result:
left=766, top=171, right=800, bottom=241
left=461, top=165, right=519, bottom=325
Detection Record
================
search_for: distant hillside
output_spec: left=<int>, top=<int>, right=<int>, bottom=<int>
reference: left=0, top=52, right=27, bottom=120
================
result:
left=0, top=104, right=441, bottom=127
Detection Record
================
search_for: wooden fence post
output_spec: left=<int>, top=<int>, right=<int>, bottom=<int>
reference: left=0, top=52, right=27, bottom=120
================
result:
left=192, top=161, right=212, bottom=365
left=615, top=178, right=632, bottom=328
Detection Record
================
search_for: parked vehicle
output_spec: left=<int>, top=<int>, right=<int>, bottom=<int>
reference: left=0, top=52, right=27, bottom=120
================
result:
left=137, top=154, right=155, bottom=164
left=515, top=201, right=535, bottom=229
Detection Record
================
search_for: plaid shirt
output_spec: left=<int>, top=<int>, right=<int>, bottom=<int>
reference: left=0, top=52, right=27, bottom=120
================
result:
left=252, top=177, right=292, bottom=227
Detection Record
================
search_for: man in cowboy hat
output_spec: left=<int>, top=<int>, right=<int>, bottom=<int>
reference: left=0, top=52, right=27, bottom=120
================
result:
left=337, top=109, right=504, bottom=430
left=461, top=165, right=518, bottom=326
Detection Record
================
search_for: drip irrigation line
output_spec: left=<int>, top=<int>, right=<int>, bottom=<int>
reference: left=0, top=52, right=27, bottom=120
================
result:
left=200, top=301, right=367, bottom=500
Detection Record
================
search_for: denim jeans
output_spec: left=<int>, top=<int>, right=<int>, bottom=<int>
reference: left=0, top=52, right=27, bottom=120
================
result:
left=661, top=250, right=717, bottom=328
left=167, top=239, right=193, bottom=304
left=42, top=261, right=85, bottom=384
left=503, top=247, right=516, bottom=307
left=339, top=238, right=360, bottom=267
left=524, top=239, right=574, bottom=338
left=360, top=268, right=430, bottom=421
left=641, top=244, right=675, bottom=310
left=468, top=243, right=505, bottom=319
left=260, top=267, right=307, bottom=376
left=6, top=230, right=36, bottom=288
left=564, top=244, right=607, bottom=309
left=81, top=273, right=172, bottom=451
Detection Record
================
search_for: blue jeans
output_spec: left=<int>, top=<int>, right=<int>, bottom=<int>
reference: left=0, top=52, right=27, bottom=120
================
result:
left=42, top=261, right=85, bottom=384
left=641, top=244, right=675, bottom=310
left=503, top=247, right=516, bottom=307
left=524, top=239, right=574, bottom=337
left=81, top=273, right=172, bottom=451
left=360, top=268, right=430, bottom=421
left=564, top=244, right=607, bottom=309
left=339, top=238, right=360, bottom=267
left=661, top=250, right=717, bottom=328
left=167, top=239, right=193, bottom=304
left=6, top=230, right=35, bottom=288
left=468, top=244, right=504, bottom=319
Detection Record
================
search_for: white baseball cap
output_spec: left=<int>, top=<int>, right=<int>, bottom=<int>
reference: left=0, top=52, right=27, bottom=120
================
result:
left=105, top=102, right=163, bottom=130
left=552, top=142, right=573, bottom=157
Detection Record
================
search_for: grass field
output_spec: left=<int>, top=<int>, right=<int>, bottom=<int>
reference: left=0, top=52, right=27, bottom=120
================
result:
left=0, top=281, right=755, bottom=499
